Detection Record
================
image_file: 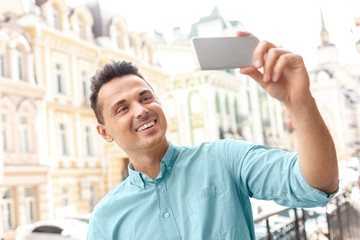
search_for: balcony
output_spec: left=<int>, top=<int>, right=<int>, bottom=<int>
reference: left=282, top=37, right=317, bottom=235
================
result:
left=254, top=183, right=360, bottom=240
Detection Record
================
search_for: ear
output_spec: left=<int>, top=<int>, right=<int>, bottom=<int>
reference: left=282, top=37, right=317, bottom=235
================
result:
left=96, top=124, right=114, bottom=143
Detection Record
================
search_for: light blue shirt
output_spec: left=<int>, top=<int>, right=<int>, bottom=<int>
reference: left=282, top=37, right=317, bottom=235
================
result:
left=87, top=139, right=334, bottom=240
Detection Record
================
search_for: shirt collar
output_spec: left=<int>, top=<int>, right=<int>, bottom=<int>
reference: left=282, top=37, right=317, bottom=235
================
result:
left=128, top=141, right=178, bottom=189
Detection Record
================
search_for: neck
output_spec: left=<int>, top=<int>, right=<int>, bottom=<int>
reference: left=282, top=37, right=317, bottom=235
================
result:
left=128, top=140, right=169, bottom=180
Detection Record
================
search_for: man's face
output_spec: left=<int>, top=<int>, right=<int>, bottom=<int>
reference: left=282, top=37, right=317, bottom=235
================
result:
left=96, top=74, right=168, bottom=154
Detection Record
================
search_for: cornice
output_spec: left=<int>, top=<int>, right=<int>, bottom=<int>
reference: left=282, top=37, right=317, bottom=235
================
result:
left=25, top=25, right=99, bottom=59
left=168, top=71, right=242, bottom=91
left=46, top=101, right=95, bottom=116
left=0, top=78, right=45, bottom=99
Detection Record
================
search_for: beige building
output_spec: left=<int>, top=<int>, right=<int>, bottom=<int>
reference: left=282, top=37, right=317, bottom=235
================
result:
left=0, top=0, right=169, bottom=239
left=0, top=14, right=49, bottom=240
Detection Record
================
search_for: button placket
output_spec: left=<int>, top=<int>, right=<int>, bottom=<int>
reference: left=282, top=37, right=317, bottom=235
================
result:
left=156, top=179, right=180, bottom=239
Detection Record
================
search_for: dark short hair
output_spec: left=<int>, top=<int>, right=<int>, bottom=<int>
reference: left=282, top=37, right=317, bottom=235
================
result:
left=90, top=60, right=152, bottom=124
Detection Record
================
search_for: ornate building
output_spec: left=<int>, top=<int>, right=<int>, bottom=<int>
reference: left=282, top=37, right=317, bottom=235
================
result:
left=308, top=9, right=360, bottom=160
left=159, top=7, right=286, bottom=148
left=0, top=0, right=168, bottom=238
left=0, top=13, right=49, bottom=240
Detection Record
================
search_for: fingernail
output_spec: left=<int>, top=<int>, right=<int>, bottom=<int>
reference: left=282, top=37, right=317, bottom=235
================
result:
left=254, top=60, right=261, bottom=68
left=272, top=74, right=278, bottom=82
left=263, top=73, right=268, bottom=82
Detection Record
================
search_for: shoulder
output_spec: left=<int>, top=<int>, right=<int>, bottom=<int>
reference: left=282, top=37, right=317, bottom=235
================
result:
left=91, top=178, right=131, bottom=217
left=174, top=138, right=255, bottom=161
left=177, top=138, right=253, bottom=150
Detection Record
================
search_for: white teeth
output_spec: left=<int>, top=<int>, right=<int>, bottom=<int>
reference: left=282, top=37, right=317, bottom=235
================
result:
left=136, top=121, right=155, bottom=132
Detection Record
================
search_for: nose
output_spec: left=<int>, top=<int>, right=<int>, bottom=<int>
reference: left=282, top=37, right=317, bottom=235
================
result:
left=134, top=102, right=148, bottom=118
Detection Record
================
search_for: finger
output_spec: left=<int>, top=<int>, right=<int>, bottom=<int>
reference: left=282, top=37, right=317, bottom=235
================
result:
left=253, top=40, right=277, bottom=69
left=239, top=67, right=266, bottom=89
left=263, top=48, right=290, bottom=83
left=236, top=31, right=252, bottom=36
left=272, top=53, right=304, bottom=82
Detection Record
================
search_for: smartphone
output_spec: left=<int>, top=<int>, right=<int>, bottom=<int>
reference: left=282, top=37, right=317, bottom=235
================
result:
left=191, top=35, right=258, bottom=70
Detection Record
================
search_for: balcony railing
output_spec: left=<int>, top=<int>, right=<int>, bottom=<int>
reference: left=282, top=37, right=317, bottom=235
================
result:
left=253, top=183, right=360, bottom=240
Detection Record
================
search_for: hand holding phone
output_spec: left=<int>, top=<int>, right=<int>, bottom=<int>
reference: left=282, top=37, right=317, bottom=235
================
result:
left=191, top=35, right=258, bottom=70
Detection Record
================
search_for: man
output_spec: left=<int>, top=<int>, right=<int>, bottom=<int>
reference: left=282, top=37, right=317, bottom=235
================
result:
left=87, top=33, right=338, bottom=239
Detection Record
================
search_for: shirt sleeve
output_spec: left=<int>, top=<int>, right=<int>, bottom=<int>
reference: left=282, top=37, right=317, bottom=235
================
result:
left=221, top=138, right=336, bottom=208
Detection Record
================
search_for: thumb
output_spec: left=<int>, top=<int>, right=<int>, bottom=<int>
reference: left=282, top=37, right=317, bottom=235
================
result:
left=239, top=67, right=265, bottom=88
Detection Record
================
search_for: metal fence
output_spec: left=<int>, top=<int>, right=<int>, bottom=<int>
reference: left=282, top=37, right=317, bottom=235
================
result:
left=254, top=183, right=360, bottom=240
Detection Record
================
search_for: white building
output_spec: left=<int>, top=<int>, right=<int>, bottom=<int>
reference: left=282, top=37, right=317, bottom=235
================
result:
left=308, top=10, right=360, bottom=160
left=158, top=7, right=286, bottom=148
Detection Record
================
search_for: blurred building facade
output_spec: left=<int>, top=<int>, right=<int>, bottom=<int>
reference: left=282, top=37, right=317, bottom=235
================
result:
left=0, top=1, right=359, bottom=240
left=158, top=7, right=286, bottom=148
left=308, top=10, right=360, bottom=160
left=0, top=0, right=168, bottom=239
left=0, top=13, right=49, bottom=240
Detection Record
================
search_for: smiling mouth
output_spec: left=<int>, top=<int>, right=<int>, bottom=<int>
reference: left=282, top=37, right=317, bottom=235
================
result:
left=136, top=120, right=156, bottom=132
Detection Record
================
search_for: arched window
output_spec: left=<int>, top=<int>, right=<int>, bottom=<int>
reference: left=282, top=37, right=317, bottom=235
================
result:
left=17, top=100, right=36, bottom=154
left=0, top=97, right=15, bottom=153
left=15, top=45, right=25, bottom=81
left=49, top=5, right=60, bottom=29
left=71, top=6, right=94, bottom=41
left=77, top=17, right=84, bottom=39
left=81, top=70, right=90, bottom=105
left=1, top=112, right=8, bottom=152
left=19, top=115, right=30, bottom=153
left=0, top=50, right=7, bottom=77
left=114, top=27, right=122, bottom=49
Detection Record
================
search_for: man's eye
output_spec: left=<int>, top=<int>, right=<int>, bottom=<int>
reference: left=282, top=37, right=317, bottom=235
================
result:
left=142, top=96, right=152, bottom=102
left=117, top=107, right=128, bottom=114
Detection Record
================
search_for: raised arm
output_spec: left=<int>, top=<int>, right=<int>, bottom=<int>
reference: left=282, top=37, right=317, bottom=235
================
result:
left=239, top=34, right=338, bottom=194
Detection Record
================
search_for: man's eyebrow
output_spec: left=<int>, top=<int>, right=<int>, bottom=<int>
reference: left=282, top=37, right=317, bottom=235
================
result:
left=139, top=89, right=153, bottom=97
left=110, top=99, right=126, bottom=113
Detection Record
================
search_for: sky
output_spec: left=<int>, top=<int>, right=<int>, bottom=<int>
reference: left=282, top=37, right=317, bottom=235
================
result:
left=69, top=0, right=360, bottom=69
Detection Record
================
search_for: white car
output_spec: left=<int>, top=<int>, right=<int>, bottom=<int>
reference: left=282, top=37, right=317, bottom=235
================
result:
left=15, top=218, right=88, bottom=240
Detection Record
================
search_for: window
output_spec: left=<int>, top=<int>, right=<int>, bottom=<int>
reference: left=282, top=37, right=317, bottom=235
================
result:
left=49, top=5, right=60, bottom=29
left=89, top=185, right=96, bottom=212
left=1, top=113, right=8, bottom=152
left=81, top=70, right=89, bottom=105
left=85, top=126, right=94, bottom=157
left=59, top=123, right=69, bottom=156
left=55, top=63, right=65, bottom=94
left=0, top=53, right=6, bottom=77
left=225, top=94, right=230, bottom=115
left=216, top=92, right=221, bottom=113
left=234, top=98, right=241, bottom=124
left=16, top=46, right=25, bottom=81
left=62, top=187, right=70, bottom=206
left=1, top=188, right=15, bottom=231
left=77, top=17, right=84, bottom=39
left=19, top=116, right=30, bottom=153
left=24, top=187, right=36, bottom=224
left=114, top=28, right=122, bottom=49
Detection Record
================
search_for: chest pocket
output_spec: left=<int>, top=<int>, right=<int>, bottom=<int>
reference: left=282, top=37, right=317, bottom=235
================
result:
left=188, top=184, right=239, bottom=240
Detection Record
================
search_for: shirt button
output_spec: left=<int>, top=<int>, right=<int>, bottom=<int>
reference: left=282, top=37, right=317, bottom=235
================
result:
left=164, top=212, right=170, bottom=218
